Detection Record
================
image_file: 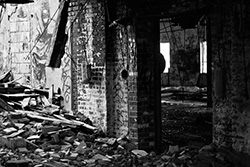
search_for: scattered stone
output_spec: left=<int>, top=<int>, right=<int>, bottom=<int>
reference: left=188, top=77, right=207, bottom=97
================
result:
left=0, top=88, right=243, bottom=167
left=66, top=152, right=78, bottom=160
left=106, top=138, right=116, bottom=145
left=76, top=132, right=86, bottom=141
left=51, top=133, right=60, bottom=143
left=64, top=136, right=75, bottom=143
left=161, top=155, right=172, bottom=161
left=49, top=152, right=61, bottom=160
left=17, top=147, right=28, bottom=153
left=3, top=127, right=17, bottom=135
left=92, top=153, right=107, bottom=160
left=14, top=123, right=25, bottom=129
left=5, top=160, right=30, bottom=167
left=10, top=112, right=23, bottom=119
left=27, top=135, right=40, bottom=140
left=75, top=141, right=87, bottom=154
left=131, top=149, right=148, bottom=158
left=84, top=159, right=96, bottom=164
left=167, top=145, right=179, bottom=155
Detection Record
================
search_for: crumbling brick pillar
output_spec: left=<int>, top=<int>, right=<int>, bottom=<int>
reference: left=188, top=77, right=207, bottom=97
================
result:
left=129, top=17, right=162, bottom=152
left=106, top=0, right=130, bottom=137
left=106, top=0, right=162, bottom=152
left=70, top=0, right=107, bottom=130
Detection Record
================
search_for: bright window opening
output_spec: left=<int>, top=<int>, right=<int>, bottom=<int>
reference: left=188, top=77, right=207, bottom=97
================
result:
left=200, top=41, right=207, bottom=73
left=160, top=42, right=170, bottom=73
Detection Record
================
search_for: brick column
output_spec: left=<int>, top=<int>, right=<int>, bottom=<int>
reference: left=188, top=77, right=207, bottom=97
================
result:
left=105, top=0, right=162, bottom=152
left=70, top=0, right=107, bottom=130
left=129, top=17, right=162, bottom=152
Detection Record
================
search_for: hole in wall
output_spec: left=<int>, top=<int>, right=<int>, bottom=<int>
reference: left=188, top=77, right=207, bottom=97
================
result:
left=121, top=69, right=129, bottom=79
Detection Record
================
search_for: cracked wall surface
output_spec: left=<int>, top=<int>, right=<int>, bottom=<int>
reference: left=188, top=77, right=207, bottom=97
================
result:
left=211, top=0, right=250, bottom=154
left=70, top=0, right=107, bottom=131
left=0, top=0, right=72, bottom=111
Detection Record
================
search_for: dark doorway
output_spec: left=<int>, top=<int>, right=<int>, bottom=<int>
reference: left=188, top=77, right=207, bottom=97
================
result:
left=159, top=16, right=213, bottom=148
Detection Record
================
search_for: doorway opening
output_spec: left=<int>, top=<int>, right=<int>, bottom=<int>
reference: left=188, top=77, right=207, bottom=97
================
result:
left=159, top=17, right=212, bottom=148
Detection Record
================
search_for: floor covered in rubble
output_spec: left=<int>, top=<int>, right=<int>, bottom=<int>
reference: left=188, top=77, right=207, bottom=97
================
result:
left=161, top=86, right=213, bottom=149
left=0, top=84, right=247, bottom=167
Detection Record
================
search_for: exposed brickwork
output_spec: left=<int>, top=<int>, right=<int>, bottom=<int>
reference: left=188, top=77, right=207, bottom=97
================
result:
left=70, top=0, right=107, bottom=130
left=212, top=0, right=250, bottom=154
left=4, top=0, right=250, bottom=155
left=106, top=0, right=130, bottom=137
left=106, top=0, right=162, bottom=151
left=133, top=17, right=162, bottom=151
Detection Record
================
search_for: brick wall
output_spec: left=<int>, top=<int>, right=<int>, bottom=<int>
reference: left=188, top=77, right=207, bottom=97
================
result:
left=70, top=0, right=107, bottom=130
left=134, top=18, right=162, bottom=151
left=106, top=0, right=162, bottom=151
left=212, top=0, right=250, bottom=154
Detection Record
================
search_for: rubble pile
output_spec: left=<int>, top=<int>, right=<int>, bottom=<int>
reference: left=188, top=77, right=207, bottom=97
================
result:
left=0, top=92, right=199, bottom=167
left=0, top=90, right=199, bottom=167
left=0, top=71, right=250, bottom=167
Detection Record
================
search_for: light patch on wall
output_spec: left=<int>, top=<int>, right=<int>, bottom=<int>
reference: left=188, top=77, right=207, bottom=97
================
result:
left=160, top=42, right=170, bottom=73
left=200, top=41, right=207, bottom=73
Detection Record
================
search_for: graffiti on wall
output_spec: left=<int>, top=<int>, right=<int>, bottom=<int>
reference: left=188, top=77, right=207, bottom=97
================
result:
left=112, top=26, right=129, bottom=136
left=69, top=0, right=107, bottom=130
left=160, top=20, right=202, bottom=85
left=30, top=0, right=62, bottom=88
left=61, top=44, right=71, bottom=109
left=31, top=0, right=53, bottom=88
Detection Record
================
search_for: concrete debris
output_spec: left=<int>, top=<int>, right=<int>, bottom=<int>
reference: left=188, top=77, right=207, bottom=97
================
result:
left=0, top=82, right=249, bottom=166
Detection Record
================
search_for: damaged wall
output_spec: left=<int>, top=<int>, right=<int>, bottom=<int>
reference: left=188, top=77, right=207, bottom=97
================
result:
left=134, top=17, right=162, bottom=151
left=0, top=0, right=72, bottom=111
left=70, top=0, right=107, bottom=131
left=0, top=4, right=32, bottom=83
left=211, top=0, right=250, bottom=154
left=106, top=0, right=162, bottom=152
left=106, top=0, right=131, bottom=138
left=0, top=6, right=11, bottom=73
left=0, top=0, right=107, bottom=132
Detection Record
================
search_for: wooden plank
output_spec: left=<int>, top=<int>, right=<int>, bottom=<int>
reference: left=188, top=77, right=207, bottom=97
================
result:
left=26, top=112, right=96, bottom=131
left=0, top=97, right=15, bottom=111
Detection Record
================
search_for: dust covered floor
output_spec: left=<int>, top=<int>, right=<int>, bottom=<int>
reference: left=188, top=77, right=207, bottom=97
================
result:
left=161, top=86, right=213, bottom=149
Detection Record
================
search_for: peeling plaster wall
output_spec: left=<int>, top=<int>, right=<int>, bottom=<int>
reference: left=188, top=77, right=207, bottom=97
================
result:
left=0, top=6, right=11, bottom=73
left=0, top=1, right=72, bottom=111
left=2, top=4, right=32, bottom=84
